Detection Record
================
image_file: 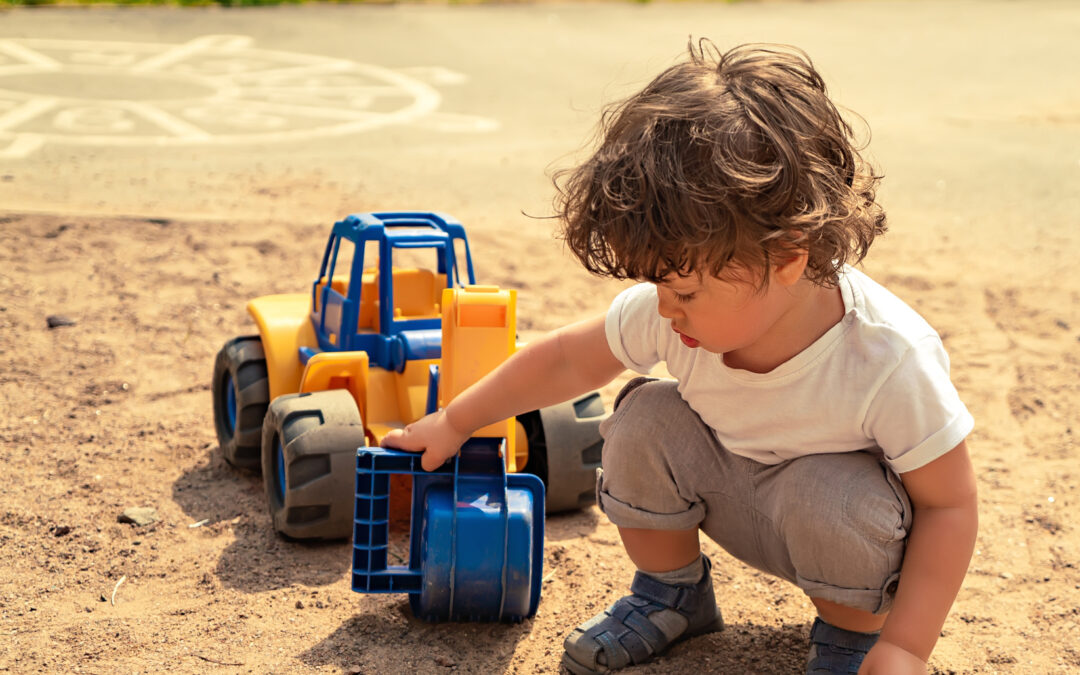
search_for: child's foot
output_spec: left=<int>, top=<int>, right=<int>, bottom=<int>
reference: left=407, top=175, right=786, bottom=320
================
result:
left=805, top=617, right=880, bottom=674
left=561, top=555, right=723, bottom=674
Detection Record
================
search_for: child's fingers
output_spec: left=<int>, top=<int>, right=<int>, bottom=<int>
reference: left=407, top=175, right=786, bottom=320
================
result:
left=378, top=428, right=404, bottom=448
left=380, top=426, right=421, bottom=451
left=379, top=413, right=462, bottom=470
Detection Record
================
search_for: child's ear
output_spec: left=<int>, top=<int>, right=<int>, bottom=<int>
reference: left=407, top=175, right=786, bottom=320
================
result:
left=772, top=249, right=809, bottom=288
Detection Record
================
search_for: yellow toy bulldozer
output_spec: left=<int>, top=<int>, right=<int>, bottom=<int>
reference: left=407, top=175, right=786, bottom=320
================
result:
left=211, top=212, right=606, bottom=540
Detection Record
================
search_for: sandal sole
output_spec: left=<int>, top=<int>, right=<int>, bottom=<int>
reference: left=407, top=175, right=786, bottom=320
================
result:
left=560, top=613, right=724, bottom=674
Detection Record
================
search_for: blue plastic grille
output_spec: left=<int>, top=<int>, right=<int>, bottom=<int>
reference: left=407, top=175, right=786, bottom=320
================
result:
left=351, top=441, right=545, bottom=622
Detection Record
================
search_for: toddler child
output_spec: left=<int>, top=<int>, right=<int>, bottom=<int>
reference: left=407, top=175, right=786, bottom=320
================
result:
left=384, top=41, right=978, bottom=675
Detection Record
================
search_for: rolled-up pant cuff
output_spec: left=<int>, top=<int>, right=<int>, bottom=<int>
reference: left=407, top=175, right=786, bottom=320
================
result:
left=596, top=469, right=706, bottom=531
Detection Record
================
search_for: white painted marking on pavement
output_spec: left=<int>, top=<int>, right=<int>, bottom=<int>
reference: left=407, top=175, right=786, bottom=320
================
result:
left=120, top=101, right=213, bottom=140
left=0, top=133, right=44, bottom=159
left=130, top=35, right=253, bottom=74
left=0, top=36, right=498, bottom=157
left=210, top=60, right=355, bottom=82
left=0, top=41, right=62, bottom=70
left=54, top=106, right=135, bottom=134
left=0, top=98, right=59, bottom=131
left=231, top=100, right=394, bottom=121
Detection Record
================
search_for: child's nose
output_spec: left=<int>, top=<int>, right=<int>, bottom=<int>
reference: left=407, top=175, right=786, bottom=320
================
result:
left=656, top=295, right=681, bottom=319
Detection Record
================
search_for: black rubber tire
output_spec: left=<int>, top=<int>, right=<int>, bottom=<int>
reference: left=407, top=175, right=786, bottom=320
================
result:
left=212, top=335, right=270, bottom=471
left=261, top=389, right=369, bottom=541
left=520, top=391, right=607, bottom=514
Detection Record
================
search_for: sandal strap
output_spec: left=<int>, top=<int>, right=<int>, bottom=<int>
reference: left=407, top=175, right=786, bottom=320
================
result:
left=806, top=618, right=879, bottom=673
left=610, top=599, right=668, bottom=645
left=629, top=571, right=702, bottom=616
left=593, top=630, right=631, bottom=667
left=808, top=618, right=879, bottom=653
left=580, top=595, right=668, bottom=668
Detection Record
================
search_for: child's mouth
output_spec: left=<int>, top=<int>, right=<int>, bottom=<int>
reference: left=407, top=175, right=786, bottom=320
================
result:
left=674, top=327, right=699, bottom=348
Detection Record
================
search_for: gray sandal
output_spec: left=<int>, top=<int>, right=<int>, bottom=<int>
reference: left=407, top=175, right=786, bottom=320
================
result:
left=805, top=618, right=880, bottom=674
left=561, top=556, right=723, bottom=674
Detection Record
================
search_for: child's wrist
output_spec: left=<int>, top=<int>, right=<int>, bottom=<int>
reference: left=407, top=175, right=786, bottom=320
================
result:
left=441, top=403, right=473, bottom=439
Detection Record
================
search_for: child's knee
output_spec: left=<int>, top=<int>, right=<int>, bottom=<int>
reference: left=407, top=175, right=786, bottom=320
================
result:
left=601, top=377, right=671, bottom=440
left=783, top=514, right=904, bottom=613
left=595, top=379, right=720, bottom=531
left=772, top=455, right=910, bottom=614
left=600, top=378, right=703, bottom=461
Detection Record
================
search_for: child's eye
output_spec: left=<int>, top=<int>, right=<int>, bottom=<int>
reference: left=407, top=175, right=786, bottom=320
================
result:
left=673, top=291, right=696, bottom=304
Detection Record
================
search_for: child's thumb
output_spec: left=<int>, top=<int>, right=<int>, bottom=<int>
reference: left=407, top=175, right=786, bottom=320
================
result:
left=380, top=427, right=410, bottom=449
left=421, top=449, right=447, bottom=472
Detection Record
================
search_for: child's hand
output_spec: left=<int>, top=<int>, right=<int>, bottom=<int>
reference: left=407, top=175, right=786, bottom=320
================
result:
left=380, top=410, right=471, bottom=472
left=857, top=640, right=927, bottom=675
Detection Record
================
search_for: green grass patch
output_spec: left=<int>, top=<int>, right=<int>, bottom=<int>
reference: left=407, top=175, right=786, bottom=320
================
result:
left=0, top=0, right=760, bottom=9
left=0, top=0, right=406, bottom=7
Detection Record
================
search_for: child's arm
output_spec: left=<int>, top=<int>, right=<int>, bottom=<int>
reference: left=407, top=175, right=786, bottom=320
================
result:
left=860, top=440, right=978, bottom=674
left=381, top=314, right=625, bottom=471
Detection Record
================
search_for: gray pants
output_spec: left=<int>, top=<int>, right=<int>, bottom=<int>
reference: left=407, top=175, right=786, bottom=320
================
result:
left=596, top=378, right=911, bottom=614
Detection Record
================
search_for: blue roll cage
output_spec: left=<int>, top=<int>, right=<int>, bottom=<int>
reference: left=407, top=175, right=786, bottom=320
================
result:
left=307, top=211, right=477, bottom=371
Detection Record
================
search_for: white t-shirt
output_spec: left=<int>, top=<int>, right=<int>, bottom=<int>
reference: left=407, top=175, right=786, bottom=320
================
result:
left=604, top=267, right=974, bottom=474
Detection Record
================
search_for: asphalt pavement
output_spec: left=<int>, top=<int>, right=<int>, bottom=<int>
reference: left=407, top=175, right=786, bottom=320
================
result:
left=1, top=0, right=1077, bottom=285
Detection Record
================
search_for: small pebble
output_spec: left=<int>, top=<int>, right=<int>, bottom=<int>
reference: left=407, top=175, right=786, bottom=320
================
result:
left=118, top=507, right=159, bottom=526
left=46, top=315, right=76, bottom=329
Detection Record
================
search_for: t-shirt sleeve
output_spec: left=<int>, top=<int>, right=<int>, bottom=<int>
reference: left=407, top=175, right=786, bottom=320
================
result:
left=864, top=335, right=975, bottom=473
left=604, top=283, right=664, bottom=375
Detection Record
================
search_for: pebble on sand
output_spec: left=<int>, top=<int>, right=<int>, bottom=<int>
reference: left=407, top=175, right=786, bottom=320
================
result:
left=46, top=315, right=77, bottom=329
left=118, top=507, right=159, bottom=526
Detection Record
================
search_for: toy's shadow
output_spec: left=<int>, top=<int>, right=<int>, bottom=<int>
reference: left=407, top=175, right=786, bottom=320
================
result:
left=301, top=600, right=530, bottom=674
left=544, top=504, right=603, bottom=542
left=171, top=451, right=350, bottom=592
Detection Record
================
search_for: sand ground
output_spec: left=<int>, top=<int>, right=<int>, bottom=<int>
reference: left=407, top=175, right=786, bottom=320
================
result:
left=1, top=201, right=1078, bottom=673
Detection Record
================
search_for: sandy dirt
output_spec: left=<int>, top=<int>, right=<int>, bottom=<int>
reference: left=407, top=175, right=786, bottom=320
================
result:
left=1, top=205, right=1078, bottom=675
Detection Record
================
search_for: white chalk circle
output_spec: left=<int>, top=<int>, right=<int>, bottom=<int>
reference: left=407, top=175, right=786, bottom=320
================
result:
left=0, top=35, right=498, bottom=158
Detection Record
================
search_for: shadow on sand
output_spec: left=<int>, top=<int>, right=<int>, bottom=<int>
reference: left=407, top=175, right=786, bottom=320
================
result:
left=300, top=598, right=531, bottom=674
left=171, top=450, right=351, bottom=592
left=628, top=620, right=809, bottom=674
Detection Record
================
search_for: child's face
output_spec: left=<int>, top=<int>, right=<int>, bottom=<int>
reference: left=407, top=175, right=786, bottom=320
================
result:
left=655, top=266, right=796, bottom=359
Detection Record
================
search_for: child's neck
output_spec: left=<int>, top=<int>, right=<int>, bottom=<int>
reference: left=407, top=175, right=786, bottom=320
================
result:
left=724, top=281, right=845, bottom=374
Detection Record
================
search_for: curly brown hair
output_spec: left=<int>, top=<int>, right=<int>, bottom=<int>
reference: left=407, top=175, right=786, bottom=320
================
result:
left=555, top=40, right=886, bottom=288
